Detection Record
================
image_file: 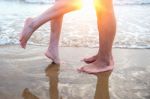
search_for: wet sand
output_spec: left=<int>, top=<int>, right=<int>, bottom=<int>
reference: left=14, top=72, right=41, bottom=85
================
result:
left=0, top=45, right=150, bottom=99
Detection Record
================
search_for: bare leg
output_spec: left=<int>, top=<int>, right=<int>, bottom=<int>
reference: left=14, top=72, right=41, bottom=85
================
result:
left=78, top=0, right=116, bottom=73
left=45, top=0, right=64, bottom=64
left=45, top=15, right=63, bottom=64
left=19, top=0, right=82, bottom=48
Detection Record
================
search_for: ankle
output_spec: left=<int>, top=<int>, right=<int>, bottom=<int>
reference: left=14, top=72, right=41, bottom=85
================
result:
left=29, top=17, right=41, bottom=30
left=49, top=44, right=58, bottom=49
left=49, top=41, right=59, bottom=49
left=96, top=53, right=113, bottom=64
left=47, top=46, right=58, bottom=53
left=31, top=19, right=38, bottom=29
left=100, top=53, right=112, bottom=58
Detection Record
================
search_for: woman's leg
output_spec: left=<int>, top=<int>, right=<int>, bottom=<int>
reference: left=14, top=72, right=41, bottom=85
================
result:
left=19, top=0, right=82, bottom=48
left=45, top=15, right=63, bottom=64
left=44, top=0, right=64, bottom=64
left=79, top=0, right=116, bottom=73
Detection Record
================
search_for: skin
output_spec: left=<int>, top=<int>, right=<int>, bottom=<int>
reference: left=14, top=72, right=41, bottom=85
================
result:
left=19, top=0, right=82, bottom=48
left=45, top=15, right=63, bottom=64
left=78, top=0, right=116, bottom=73
left=19, top=0, right=116, bottom=73
left=45, top=0, right=63, bottom=64
left=46, top=0, right=95, bottom=64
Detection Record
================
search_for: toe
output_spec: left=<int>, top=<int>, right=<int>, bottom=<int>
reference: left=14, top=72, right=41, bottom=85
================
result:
left=83, top=58, right=96, bottom=64
left=19, top=41, right=23, bottom=48
left=77, top=66, right=85, bottom=72
left=53, top=59, right=60, bottom=64
left=19, top=40, right=26, bottom=49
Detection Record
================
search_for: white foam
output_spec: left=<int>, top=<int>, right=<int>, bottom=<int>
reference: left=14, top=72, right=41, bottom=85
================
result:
left=0, top=1, right=150, bottom=49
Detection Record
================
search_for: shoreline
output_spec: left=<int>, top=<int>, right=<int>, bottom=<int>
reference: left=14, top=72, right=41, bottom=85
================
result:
left=1, top=44, right=150, bottom=49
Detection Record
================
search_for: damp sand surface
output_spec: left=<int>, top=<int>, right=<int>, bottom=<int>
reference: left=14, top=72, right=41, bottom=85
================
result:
left=0, top=45, right=150, bottom=99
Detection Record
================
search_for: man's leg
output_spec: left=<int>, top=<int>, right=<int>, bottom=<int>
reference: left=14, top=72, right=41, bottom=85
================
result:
left=78, top=0, right=116, bottom=73
left=45, top=15, right=63, bottom=64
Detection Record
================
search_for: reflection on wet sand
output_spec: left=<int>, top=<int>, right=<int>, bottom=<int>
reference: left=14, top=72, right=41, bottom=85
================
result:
left=1, top=46, right=149, bottom=99
left=45, top=64, right=112, bottom=99
left=22, top=88, right=39, bottom=99
left=94, top=71, right=112, bottom=99
left=22, top=62, right=112, bottom=99
left=45, top=63, right=60, bottom=99
left=22, top=63, right=60, bottom=99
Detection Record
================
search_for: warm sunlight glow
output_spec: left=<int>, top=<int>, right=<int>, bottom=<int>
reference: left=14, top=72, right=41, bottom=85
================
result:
left=82, top=0, right=94, bottom=11
left=75, top=0, right=104, bottom=14
left=73, top=0, right=94, bottom=11
left=73, top=0, right=83, bottom=9
left=94, top=0, right=104, bottom=12
left=83, top=0, right=93, bottom=9
left=75, top=0, right=95, bottom=15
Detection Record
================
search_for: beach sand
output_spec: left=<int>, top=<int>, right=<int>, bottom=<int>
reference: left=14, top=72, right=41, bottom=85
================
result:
left=0, top=45, right=150, bottom=99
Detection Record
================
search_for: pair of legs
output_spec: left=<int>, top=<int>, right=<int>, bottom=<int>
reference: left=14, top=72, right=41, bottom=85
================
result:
left=19, top=0, right=116, bottom=73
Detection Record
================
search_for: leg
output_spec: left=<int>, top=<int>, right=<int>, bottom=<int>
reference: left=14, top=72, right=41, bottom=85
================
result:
left=19, top=0, right=82, bottom=48
left=44, top=0, right=64, bottom=64
left=78, top=0, right=116, bottom=73
left=45, top=15, right=63, bottom=64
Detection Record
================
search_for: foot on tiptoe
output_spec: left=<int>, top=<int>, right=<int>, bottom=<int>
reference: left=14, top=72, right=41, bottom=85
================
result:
left=45, top=47, right=60, bottom=64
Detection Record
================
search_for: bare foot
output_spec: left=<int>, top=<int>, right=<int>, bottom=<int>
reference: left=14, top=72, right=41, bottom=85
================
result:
left=19, top=18, right=35, bottom=48
left=45, top=47, right=60, bottom=64
left=82, top=55, right=97, bottom=64
left=78, top=57, right=114, bottom=74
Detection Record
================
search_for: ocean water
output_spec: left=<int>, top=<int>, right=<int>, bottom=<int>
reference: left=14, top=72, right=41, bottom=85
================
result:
left=22, top=0, right=150, bottom=5
left=0, top=0, right=150, bottom=48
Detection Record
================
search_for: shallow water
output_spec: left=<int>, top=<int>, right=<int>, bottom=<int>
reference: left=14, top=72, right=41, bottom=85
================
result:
left=0, top=1, right=150, bottom=48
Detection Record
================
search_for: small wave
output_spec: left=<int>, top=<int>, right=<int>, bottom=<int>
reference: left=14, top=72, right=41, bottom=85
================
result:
left=1, top=40, right=150, bottom=49
left=27, top=0, right=150, bottom=5
left=114, top=0, right=150, bottom=5
left=0, top=0, right=150, bottom=49
left=115, top=2, right=150, bottom=6
left=24, top=0, right=54, bottom=4
left=18, top=0, right=150, bottom=5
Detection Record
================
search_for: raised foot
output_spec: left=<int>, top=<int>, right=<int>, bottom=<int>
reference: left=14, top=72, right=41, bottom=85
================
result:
left=45, top=49, right=60, bottom=64
left=19, top=18, right=34, bottom=49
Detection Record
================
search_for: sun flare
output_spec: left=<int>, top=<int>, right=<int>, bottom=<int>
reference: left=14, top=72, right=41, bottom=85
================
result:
left=93, top=0, right=104, bottom=12
left=75, top=0, right=104, bottom=13
left=82, top=0, right=94, bottom=11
